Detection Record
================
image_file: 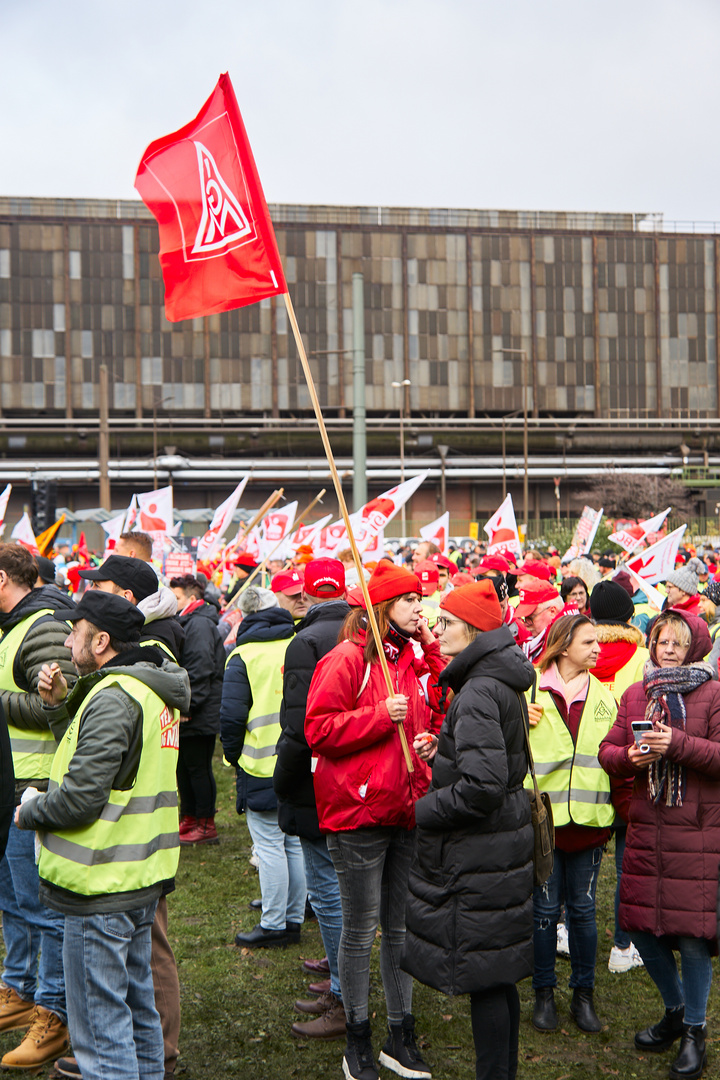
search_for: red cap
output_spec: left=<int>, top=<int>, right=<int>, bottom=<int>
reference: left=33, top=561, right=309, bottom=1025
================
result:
left=475, top=555, right=511, bottom=575
left=440, top=581, right=503, bottom=632
left=518, top=559, right=553, bottom=582
left=450, top=571, right=474, bottom=586
left=515, top=583, right=560, bottom=618
left=429, top=553, right=456, bottom=576
left=415, top=560, right=440, bottom=596
left=234, top=553, right=258, bottom=571
left=346, top=586, right=365, bottom=607
left=367, top=562, right=421, bottom=606
left=303, top=558, right=345, bottom=599
left=271, top=569, right=304, bottom=596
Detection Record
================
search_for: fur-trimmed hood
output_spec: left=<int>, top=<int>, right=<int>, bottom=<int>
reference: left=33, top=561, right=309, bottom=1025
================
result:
left=594, top=622, right=645, bottom=645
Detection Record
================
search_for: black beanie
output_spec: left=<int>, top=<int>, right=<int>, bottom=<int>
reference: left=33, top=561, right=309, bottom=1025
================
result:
left=589, top=580, right=635, bottom=624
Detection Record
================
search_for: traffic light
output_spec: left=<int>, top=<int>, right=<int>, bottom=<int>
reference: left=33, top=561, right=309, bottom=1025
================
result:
left=31, top=480, right=57, bottom=536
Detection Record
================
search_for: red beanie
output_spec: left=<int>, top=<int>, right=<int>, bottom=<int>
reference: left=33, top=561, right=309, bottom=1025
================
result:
left=367, top=561, right=422, bottom=605
left=439, top=580, right=503, bottom=631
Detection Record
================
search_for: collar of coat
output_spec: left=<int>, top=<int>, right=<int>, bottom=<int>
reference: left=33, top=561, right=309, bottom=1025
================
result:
left=594, top=622, right=645, bottom=645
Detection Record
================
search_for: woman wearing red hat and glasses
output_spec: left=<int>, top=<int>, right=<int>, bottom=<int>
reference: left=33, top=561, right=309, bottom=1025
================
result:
left=305, top=561, right=446, bottom=1080
left=402, top=581, right=535, bottom=1080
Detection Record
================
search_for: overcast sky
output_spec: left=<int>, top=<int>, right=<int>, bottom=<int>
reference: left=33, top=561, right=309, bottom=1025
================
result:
left=2, top=0, right=719, bottom=223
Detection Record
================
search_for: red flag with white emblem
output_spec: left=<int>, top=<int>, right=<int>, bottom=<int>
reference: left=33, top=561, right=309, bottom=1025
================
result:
left=134, top=73, right=286, bottom=322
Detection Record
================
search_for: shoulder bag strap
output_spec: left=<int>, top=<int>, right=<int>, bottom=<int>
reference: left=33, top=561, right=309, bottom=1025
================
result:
left=515, top=687, right=543, bottom=807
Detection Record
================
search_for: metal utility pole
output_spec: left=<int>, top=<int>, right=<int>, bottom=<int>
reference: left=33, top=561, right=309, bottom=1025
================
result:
left=98, top=365, right=110, bottom=510
left=392, top=379, right=411, bottom=535
left=352, top=273, right=367, bottom=510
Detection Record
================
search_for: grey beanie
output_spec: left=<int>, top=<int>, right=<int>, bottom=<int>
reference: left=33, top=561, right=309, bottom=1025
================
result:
left=686, top=556, right=708, bottom=577
left=666, top=567, right=699, bottom=597
left=238, top=586, right=278, bottom=614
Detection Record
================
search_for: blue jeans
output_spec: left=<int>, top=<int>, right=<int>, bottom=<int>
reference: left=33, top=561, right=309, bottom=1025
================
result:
left=0, top=819, right=66, bottom=1023
left=613, top=827, right=631, bottom=950
left=533, top=845, right=603, bottom=990
left=327, top=826, right=415, bottom=1025
left=245, top=808, right=306, bottom=931
left=300, top=836, right=343, bottom=999
left=63, top=900, right=163, bottom=1080
left=632, top=931, right=713, bottom=1027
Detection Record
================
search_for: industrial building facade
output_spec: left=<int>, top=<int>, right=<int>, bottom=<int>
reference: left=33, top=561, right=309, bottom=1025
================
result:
left=1, top=198, right=717, bottom=423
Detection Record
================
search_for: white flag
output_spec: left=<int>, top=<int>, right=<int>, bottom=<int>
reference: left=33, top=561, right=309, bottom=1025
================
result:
left=484, top=495, right=521, bottom=558
left=317, top=474, right=428, bottom=557
left=11, top=513, right=38, bottom=555
left=197, top=477, right=249, bottom=562
left=135, top=487, right=174, bottom=535
left=626, top=525, right=687, bottom=585
left=420, top=512, right=449, bottom=556
left=101, top=512, right=127, bottom=556
left=621, top=565, right=665, bottom=611
left=258, top=502, right=298, bottom=561
left=289, top=513, right=333, bottom=552
left=609, top=508, right=672, bottom=553
left=0, top=484, right=12, bottom=533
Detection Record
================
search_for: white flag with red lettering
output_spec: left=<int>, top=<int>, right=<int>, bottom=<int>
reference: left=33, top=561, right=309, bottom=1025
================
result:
left=420, top=512, right=449, bottom=555
left=484, top=495, right=521, bottom=558
left=11, top=513, right=38, bottom=555
left=197, top=477, right=249, bottom=562
left=317, top=474, right=427, bottom=557
left=626, top=525, right=687, bottom=585
left=258, top=502, right=298, bottom=561
left=609, top=507, right=672, bottom=553
left=289, top=513, right=333, bottom=552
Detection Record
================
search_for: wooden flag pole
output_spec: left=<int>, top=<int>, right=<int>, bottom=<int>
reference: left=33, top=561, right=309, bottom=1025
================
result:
left=222, top=489, right=284, bottom=610
left=231, top=487, right=327, bottom=599
left=284, top=293, right=414, bottom=773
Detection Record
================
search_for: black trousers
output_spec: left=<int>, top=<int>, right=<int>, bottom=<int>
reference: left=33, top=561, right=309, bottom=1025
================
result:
left=470, top=983, right=520, bottom=1080
left=177, top=733, right=217, bottom=818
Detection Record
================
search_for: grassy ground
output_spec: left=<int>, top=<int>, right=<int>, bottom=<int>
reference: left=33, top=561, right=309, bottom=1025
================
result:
left=2, top=753, right=716, bottom=1079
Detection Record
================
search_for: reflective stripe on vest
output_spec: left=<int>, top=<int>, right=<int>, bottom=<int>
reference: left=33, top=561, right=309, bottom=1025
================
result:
left=226, top=637, right=290, bottom=779
left=0, top=608, right=59, bottom=778
left=524, top=673, right=617, bottom=829
left=601, top=646, right=649, bottom=704
left=38, top=673, right=180, bottom=896
left=140, top=638, right=177, bottom=661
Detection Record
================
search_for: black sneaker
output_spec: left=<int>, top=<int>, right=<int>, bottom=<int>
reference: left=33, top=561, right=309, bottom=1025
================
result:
left=378, top=1014, right=431, bottom=1078
left=343, top=1019, right=378, bottom=1080
left=234, top=923, right=295, bottom=949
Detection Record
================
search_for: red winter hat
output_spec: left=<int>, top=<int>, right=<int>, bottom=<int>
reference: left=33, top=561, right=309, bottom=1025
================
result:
left=234, top=553, right=259, bottom=571
left=440, top=580, right=503, bottom=632
left=367, top=561, right=421, bottom=605
left=271, top=569, right=304, bottom=596
left=475, top=555, right=511, bottom=575
left=429, top=553, right=456, bottom=576
left=518, top=559, right=553, bottom=582
left=415, top=559, right=440, bottom=596
left=450, top=571, right=474, bottom=586
left=515, top=583, right=560, bottom=618
left=304, top=558, right=345, bottom=598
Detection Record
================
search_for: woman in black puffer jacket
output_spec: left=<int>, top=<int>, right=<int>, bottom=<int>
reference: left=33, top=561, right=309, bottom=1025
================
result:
left=403, top=580, right=535, bottom=1080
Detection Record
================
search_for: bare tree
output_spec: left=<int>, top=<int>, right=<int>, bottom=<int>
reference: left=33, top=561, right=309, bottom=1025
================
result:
left=577, top=472, right=698, bottom=519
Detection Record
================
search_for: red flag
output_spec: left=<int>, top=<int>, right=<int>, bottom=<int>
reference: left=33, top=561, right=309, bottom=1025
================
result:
left=134, top=73, right=286, bottom=322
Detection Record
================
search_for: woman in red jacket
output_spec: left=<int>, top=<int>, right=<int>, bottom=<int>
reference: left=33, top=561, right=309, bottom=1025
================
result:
left=598, top=611, right=720, bottom=1080
left=305, top=561, right=445, bottom=1080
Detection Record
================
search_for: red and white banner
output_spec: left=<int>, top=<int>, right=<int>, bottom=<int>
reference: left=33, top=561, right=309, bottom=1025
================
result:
left=420, top=512, right=449, bottom=555
left=134, top=487, right=174, bottom=535
left=289, top=513, right=333, bottom=552
left=0, top=483, right=11, bottom=539
left=317, top=474, right=427, bottom=557
left=259, top=501, right=298, bottom=561
left=609, top=507, right=671, bottom=553
left=197, top=477, right=249, bottom=562
left=135, top=73, right=286, bottom=322
left=11, top=513, right=38, bottom=555
left=122, top=494, right=138, bottom=533
left=164, top=552, right=197, bottom=578
left=484, top=495, right=521, bottom=558
left=564, top=505, right=604, bottom=560
left=626, top=525, right=687, bottom=585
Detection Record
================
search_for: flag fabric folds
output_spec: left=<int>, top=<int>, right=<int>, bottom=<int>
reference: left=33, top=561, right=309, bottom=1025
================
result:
left=484, top=495, right=521, bottom=558
left=626, top=525, right=687, bottom=585
left=197, top=478, right=249, bottom=562
left=135, top=73, right=286, bottom=322
left=420, top=512, right=449, bottom=555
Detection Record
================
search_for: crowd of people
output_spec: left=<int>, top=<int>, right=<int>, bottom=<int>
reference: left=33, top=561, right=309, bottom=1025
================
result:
left=0, top=527, right=719, bottom=1079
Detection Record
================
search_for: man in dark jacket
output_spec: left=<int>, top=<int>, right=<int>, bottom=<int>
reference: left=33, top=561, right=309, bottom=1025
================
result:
left=274, top=559, right=350, bottom=1038
left=169, top=575, right=226, bottom=845
left=0, top=543, right=76, bottom=1069
left=221, top=586, right=305, bottom=949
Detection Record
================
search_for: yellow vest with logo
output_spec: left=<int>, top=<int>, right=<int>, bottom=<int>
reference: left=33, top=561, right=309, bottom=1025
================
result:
left=525, top=673, right=617, bottom=828
left=226, top=638, right=289, bottom=779
left=602, top=646, right=649, bottom=704
left=0, top=608, right=59, bottom=779
left=38, top=673, right=180, bottom=896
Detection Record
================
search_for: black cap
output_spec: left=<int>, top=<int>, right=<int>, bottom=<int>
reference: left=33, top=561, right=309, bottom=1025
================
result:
left=35, top=556, right=57, bottom=584
left=61, top=590, right=145, bottom=642
left=78, top=555, right=158, bottom=602
left=589, top=580, right=635, bottom=625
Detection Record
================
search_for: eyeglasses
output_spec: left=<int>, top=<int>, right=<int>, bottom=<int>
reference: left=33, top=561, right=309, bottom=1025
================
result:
left=656, top=639, right=687, bottom=650
left=436, top=616, right=464, bottom=631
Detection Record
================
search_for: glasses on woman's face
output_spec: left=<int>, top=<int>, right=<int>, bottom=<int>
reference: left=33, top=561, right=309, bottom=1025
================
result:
left=436, top=616, right=464, bottom=632
left=656, top=638, right=687, bottom=652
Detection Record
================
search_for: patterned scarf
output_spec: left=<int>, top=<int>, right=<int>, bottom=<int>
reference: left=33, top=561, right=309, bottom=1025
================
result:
left=642, top=662, right=713, bottom=806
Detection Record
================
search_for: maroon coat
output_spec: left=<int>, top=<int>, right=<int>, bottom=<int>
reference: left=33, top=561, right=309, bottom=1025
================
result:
left=598, top=677, right=720, bottom=943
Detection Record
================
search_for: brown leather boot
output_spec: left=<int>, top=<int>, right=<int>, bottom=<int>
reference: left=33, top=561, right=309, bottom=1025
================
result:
left=180, top=815, right=219, bottom=845
left=1, top=1006, right=69, bottom=1069
left=291, top=1000, right=346, bottom=1040
left=178, top=815, right=196, bottom=837
left=0, top=986, right=35, bottom=1033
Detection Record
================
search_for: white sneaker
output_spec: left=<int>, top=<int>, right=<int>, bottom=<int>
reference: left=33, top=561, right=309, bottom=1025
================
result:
left=556, top=924, right=570, bottom=957
left=249, top=845, right=260, bottom=869
left=608, top=943, right=644, bottom=973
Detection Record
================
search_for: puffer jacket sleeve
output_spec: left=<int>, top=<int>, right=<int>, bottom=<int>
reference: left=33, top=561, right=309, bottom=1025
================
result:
left=415, top=682, right=509, bottom=830
left=219, top=653, right=251, bottom=767
left=305, top=643, right=395, bottom=759
left=665, top=681, right=720, bottom=776
left=274, top=633, right=316, bottom=800
left=598, top=689, right=638, bottom=779
left=2, top=618, right=76, bottom=731
left=180, top=616, right=224, bottom=720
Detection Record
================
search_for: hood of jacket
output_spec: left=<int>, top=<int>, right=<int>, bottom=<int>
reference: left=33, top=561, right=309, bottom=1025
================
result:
left=67, top=648, right=191, bottom=715
left=294, top=599, right=351, bottom=634
left=0, top=587, right=68, bottom=633
left=234, top=606, right=295, bottom=647
left=438, top=624, right=534, bottom=695
left=595, top=622, right=645, bottom=645
left=139, top=584, right=178, bottom=623
left=35, top=583, right=76, bottom=614
left=177, top=600, right=220, bottom=628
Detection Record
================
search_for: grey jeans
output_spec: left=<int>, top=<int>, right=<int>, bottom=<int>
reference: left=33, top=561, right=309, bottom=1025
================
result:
left=327, top=826, right=415, bottom=1025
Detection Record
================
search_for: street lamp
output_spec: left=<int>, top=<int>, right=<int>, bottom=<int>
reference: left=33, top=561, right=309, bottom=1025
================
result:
left=391, top=379, right=411, bottom=536
left=499, top=348, right=530, bottom=533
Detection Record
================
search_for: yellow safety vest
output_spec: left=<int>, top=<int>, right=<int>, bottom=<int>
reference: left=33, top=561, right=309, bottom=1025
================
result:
left=226, top=638, right=289, bottom=779
left=0, top=608, right=59, bottom=779
left=600, top=646, right=649, bottom=704
left=140, top=638, right=177, bottom=661
left=525, top=673, right=617, bottom=828
left=38, top=673, right=180, bottom=896
left=420, top=593, right=440, bottom=625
